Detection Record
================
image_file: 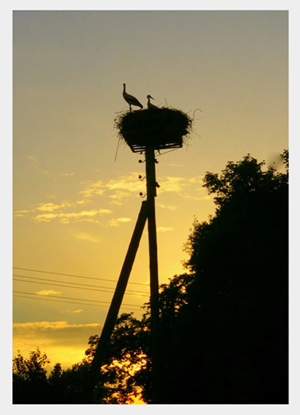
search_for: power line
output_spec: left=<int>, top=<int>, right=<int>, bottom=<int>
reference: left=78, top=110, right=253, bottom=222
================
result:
left=14, top=294, right=110, bottom=309
left=13, top=274, right=149, bottom=297
left=13, top=276, right=116, bottom=295
left=13, top=294, right=141, bottom=312
left=13, top=290, right=142, bottom=309
left=13, top=276, right=148, bottom=298
left=13, top=266, right=149, bottom=286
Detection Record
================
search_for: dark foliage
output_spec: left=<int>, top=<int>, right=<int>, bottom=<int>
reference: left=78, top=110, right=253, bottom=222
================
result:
left=12, top=316, right=150, bottom=404
left=157, top=151, right=289, bottom=403
left=13, top=348, right=50, bottom=404
left=13, top=349, right=100, bottom=404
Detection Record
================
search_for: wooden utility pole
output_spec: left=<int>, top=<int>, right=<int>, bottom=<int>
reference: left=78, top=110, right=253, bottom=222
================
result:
left=86, top=147, right=160, bottom=403
left=86, top=101, right=188, bottom=403
left=145, top=146, right=160, bottom=403
left=85, top=201, right=149, bottom=402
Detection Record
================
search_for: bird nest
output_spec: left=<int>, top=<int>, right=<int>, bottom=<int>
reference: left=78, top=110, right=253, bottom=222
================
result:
left=115, top=107, right=193, bottom=153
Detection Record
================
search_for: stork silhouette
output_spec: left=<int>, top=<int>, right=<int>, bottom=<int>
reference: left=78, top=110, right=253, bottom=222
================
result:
left=123, top=84, right=143, bottom=112
left=147, top=95, right=157, bottom=109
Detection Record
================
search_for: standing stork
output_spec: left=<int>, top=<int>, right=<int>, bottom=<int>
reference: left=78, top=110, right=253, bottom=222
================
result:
left=147, top=95, right=157, bottom=109
left=123, top=84, right=143, bottom=112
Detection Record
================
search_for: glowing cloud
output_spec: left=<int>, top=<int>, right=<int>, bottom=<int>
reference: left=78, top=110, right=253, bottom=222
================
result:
left=109, top=190, right=131, bottom=205
left=166, top=163, right=185, bottom=167
left=74, top=232, right=99, bottom=242
left=108, top=217, right=132, bottom=227
left=159, top=176, right=186, bottom=193
left=157, top=227, right=173, bottom=232
left=78, top=180, right=105, bottom=198
left=36, top=290, right=62, bottom=296
left=13, top=321, right=103, bottom=369
left=34, top=208, right=112, bottom=223
left=60, top=309, right=83, bottom=314
left=16, top=173, right=208, bottom=226
left=13, top=321, right=100, bottom=331
left=105, top=172, right=145, bottom=193
left=14, top=209, right=31, bottom=217
left=36, top=202, right=72, bottom=212
left=157, top=203, right=178, bottom=211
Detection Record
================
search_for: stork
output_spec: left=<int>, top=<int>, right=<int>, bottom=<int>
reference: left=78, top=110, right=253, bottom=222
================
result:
left=147, top=95, right=157, bottom=109
left=123, top=84, right=143, bottom=112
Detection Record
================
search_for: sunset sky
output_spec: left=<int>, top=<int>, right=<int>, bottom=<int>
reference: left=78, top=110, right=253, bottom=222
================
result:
left=11, top=8, right=289, bottom=372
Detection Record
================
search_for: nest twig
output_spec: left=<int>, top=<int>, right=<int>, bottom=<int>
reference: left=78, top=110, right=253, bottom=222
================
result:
left=114, top=107, right=193, bottom=153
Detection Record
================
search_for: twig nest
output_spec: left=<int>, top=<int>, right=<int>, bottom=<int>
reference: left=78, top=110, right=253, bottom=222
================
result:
left=115, top=107, right=193, bottom=153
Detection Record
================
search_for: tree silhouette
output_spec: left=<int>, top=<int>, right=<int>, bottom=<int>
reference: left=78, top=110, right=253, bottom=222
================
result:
left=13, top=348, right=50, bottom=404
left=85, top=313, right=151, bottom=403
left=157, top=151, right=289, bottom=403
left=13, top=315, right=151, bottom=404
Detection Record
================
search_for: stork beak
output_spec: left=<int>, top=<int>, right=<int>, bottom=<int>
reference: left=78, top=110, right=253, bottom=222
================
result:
left=150, top=95, right=154, bottom=100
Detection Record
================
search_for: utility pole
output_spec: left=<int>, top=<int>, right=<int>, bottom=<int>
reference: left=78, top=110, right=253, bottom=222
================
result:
left=85, top=201, right=149, bottom=402
left=145, top=146, right=160, bottom=403
left=86, top=148, right=160, bottom=402
left=86, top=103, right=189, bottom=403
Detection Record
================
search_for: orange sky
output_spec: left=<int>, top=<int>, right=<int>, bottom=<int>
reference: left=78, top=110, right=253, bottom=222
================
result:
left=11, top=8, right=288, bottom=372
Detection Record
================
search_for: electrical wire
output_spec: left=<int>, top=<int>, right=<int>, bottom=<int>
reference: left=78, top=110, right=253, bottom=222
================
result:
left=14, top=293, right=110, bottom=309
left=13, top=274, right=149, bottom=297
left=13, top=276, right=149, bottom=298
left=13, top=295, right=141, bottom=312
left=13, top=290, right=142, bottom=309
left=13, top=266, right=149, bottom=286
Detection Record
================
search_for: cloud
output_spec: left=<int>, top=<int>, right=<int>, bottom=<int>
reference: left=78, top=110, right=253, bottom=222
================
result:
left=158, top=176, right=186, bottom=193
left=14, top=209, right=31, bottom=217
left=36, top=202, right=72, bottom=212
left=13, top=321, right=101, bottom=332
left=81, top=173, right=205, bottom=198
left=157, top=203, right=178, bottom=211
left=109, top=190, right=131, bottom=205
left=76, top=199, right=91, bottom=205
left=60, top=309, right=83, bottom=314
left=166, top=163, right=185, bottom=167
left=94, top=173, right=205, bottom=200
left=36, top=290, right=62, bottom=296
left=75, top=218, right=100, bottom=224
left=158, top=175, right=203, bottom=191
left=34, top=208, right=112, bottom=224
left=78, top=180, right=105, bottom=198
left=13, top=321, right=103, bottom=368
left=16, top=173, right=209, bottom=226
left=105, top=173, right=145, bottom=193
left=108, top=217, right=132, bottom=227
left=78, top=173, right=144, bottom=202
left=157, top=175, right=210, bottom=200
left=157, top=227, right=173, bottom=232
left=74, top=232, right=99, bottom=242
